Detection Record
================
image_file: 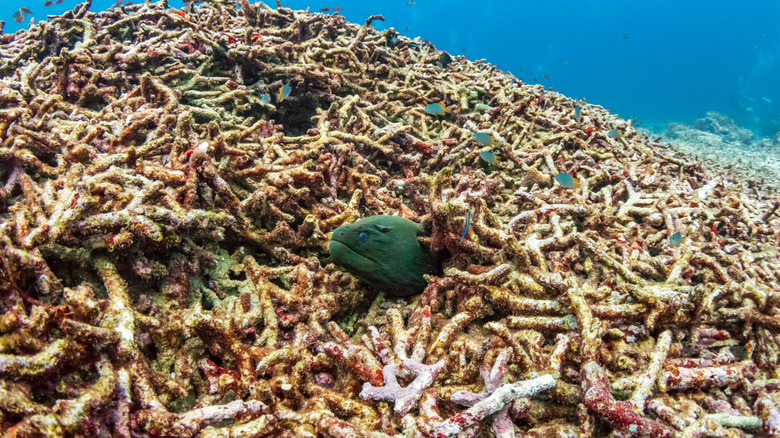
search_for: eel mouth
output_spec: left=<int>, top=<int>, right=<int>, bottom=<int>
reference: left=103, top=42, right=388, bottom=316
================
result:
left=328, top=240, right=381, bottom=272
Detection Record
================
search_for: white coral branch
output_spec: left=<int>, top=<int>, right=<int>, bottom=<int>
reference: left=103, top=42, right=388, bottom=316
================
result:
left=360, top=358, right=444, bottom=414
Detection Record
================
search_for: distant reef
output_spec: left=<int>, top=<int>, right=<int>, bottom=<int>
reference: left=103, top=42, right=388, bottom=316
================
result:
left=663, top=112, right=780, bottom=191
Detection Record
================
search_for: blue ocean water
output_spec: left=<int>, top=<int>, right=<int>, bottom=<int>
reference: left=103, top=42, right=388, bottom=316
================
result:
left=3, top=0, right=780, bottom=134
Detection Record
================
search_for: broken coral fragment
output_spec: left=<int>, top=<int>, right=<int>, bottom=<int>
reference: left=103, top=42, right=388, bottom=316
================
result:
left=360, top=358, right=445, bottom=415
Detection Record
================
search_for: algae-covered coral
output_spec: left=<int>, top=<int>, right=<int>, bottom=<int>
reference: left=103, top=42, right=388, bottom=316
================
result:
left=1, top=0, right=780, bottom=437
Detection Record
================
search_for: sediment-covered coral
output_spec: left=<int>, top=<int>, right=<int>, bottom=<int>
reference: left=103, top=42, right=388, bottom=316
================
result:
left=664, top=111, right=780, bottom=189
left=1, top=0, right=779, bottom=437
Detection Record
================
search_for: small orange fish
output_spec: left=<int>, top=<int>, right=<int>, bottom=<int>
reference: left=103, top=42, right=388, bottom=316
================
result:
left=746, top=340, right=755, bottom=357
left=532, top=77, right=537, bottom=82
left=175, top=10, right=189, bottom=19
left=54, top=0, right=63, bottom=4
left=12, top=10, right=24, bottom=21
left=69, top=192, right=80, bottom=209
left=111, top=0, right=123, bottom=7
left=20, top=7, right=33, bottom=14
left=320, top=7, right=330, bottom=11
left=251, top=33, right=262, bottom=41
left=333, top=6, right=343, bottom=11
left=43, top=1, right=53, bottom=7
left=543, top=74, right=550, bottom=80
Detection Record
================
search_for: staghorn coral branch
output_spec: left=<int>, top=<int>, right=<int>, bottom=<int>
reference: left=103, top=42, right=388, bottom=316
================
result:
left=322, top=321, right=385, bottom=386
left=433, top=373, right=557, bottom=438
left=0, top=338, right=83, bottom=378
left=359, top=359, right=444, bottom=415
left=659, top=360, right=756, bottom=392
left=629, top=330, right=672, bottom=411
left=581, top=361, right=674, bottom=438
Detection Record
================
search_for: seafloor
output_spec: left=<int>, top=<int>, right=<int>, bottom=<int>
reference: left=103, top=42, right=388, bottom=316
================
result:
left=0, top=1, right=779, bottom=437
left=659, top=112, right=780, bottom=195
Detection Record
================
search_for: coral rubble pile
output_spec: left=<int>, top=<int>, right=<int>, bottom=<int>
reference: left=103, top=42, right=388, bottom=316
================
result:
left=664, top=111, right=780, bottom=193
left=1, top=1, right=779, bottom=437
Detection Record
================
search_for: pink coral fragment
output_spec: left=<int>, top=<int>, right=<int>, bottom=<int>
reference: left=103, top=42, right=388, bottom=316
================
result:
left=359, top=358, right=444, bottom=414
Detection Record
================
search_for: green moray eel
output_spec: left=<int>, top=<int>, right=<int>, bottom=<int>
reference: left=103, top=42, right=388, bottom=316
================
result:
left=329, top=215, right=439, bottom=297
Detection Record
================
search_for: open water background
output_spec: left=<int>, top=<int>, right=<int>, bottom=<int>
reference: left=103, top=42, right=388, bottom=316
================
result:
left=3, top=0, right=780, bottom=134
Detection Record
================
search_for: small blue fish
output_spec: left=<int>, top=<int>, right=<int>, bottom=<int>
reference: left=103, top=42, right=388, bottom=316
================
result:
left=554, top=172, right=578, bottom=188
left=277, top=84, right=291, bottom=102
left=260, top=93, right=270, bottom=104
left=669, top=232, right=682, bottom=247
left=479, top=150, right=497, bottom=164
left=473, top=132, right=497, bottom=146
left=607, top=129, right=623, bottom=139
left=424, top=103, right=448, bottom=116
left=574, top=106, right=581, bottom=124
left=460, top=206, right=472, bottom=243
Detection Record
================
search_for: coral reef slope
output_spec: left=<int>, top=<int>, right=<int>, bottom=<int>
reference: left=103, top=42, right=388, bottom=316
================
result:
left=1, top=1, right=779, bottom=437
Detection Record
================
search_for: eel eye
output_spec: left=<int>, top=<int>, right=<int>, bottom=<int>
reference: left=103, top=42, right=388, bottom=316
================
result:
left=358, top=231, right=368, bottom=243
